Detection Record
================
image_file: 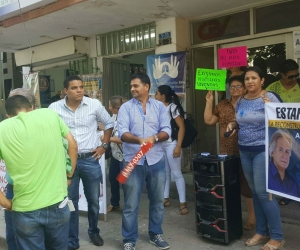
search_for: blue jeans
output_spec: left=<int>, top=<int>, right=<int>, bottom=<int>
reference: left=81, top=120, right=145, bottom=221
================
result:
left=12, top=200, right=70, bottom=250
left=239, top=150, right=283, bottom=241
left=5, top=184, right=18, bottom=250
left=68, top=156, right=102, bottom=248
left=122, top=157, right=166, bottom=245
left=109, top=157, right=122, bottom=207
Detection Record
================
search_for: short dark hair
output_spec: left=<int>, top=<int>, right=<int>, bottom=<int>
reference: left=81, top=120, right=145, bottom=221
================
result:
left=131, top=73, right=151, bottom=90
left=245, top=66, right=265, bottom=80
left=228, top=75, right=245, bottom=86
left=64, top=75, right=83, bottom=89
left=279, top=59, right=299, bottom=74
left=5, top=95, right=32, bottom=116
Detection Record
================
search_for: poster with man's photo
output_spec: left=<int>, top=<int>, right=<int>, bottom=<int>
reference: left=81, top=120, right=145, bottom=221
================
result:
left=265, top=103, right=300, bottom=201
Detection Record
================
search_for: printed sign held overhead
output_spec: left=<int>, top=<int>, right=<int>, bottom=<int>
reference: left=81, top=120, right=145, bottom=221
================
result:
left=218, top=46, right=247, bottom=68
left=195, top=68, right=226, bottom=91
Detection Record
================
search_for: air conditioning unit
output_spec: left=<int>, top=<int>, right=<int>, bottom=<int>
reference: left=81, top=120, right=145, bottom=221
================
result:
left=15, top=36, right=89, bottom=68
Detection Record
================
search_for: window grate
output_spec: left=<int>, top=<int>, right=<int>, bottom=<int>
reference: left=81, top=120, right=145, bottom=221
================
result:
left=96, top=23, right=156, bottom=56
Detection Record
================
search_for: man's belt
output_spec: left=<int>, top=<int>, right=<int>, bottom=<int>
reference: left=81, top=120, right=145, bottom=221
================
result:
left=77, top=152, right=94, bottom=159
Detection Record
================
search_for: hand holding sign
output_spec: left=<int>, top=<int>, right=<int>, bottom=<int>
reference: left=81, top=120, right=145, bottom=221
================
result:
left=195, top=68, right=226, bottom=91
left=205, top=90, right=214, bottom=103
left=117, top=142, right=153, bottom=184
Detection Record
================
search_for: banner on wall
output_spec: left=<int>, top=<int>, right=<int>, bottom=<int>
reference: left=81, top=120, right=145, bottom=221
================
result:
left=146, top=51, right=186, bottom=95
left=23, top=72, right=41, bottom=108
left=265, top=103, right=300, bottom=201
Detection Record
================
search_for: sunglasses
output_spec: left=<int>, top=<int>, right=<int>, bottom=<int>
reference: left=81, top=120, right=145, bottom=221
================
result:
left=229, top=85, right=244, bottom=90
left=285, top=73, right=299, bottom=80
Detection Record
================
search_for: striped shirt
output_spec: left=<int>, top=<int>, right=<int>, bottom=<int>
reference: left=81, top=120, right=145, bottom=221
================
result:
left=49, top=96, right=114, bottom=153
left=118, top=98, right=171, bottom=165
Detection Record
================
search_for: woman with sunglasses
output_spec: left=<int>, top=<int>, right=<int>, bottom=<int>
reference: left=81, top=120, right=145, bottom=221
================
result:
left=266, top=59, right=300, bottom=102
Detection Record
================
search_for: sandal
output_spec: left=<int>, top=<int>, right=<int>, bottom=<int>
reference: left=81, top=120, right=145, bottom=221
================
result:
left=261, top=240, right=285, bottom=250
left=243, top=222, right=255, bottom=231
left=164, top=198, right=170, bottom=207
left=278, top=198, right=291, bottom=206
left=107, top=205, right=120, bottom=213
left=179, top=202, right=188, bottom=215
left=245, top=235, right=270, bottom=247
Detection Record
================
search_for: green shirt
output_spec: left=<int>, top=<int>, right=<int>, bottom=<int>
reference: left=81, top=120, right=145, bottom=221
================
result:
left=266, top=80, right=300, bottom=103
left=0, top=109, right=70, bottom=212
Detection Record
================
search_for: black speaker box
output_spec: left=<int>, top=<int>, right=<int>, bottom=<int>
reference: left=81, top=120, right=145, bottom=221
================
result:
left=193, top=154, right=243, bottom=244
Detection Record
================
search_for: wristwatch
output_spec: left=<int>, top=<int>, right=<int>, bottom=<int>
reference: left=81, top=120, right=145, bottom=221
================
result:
left=101, top=142, right=109, bottom=149
left=154, top=135, right=158, bottom=142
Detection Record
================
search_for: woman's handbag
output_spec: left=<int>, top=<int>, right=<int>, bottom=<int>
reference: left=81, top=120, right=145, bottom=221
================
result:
left=170, top=110, right=198, bottom=148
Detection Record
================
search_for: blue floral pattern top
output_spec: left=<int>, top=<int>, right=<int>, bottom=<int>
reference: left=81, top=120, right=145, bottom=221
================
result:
left=236, top=92, right=281, bottom=151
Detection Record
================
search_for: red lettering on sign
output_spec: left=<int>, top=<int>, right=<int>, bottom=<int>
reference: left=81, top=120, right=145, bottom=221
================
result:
left=0, top=176, right=7, bottom=184
left=198, top=16, right=231, bottom=40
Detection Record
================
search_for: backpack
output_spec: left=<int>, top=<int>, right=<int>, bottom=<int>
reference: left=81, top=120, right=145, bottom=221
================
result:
left=169, top=109, right=198, bottom=148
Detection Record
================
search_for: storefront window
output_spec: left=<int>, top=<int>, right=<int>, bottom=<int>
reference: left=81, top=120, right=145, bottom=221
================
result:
left=255, top=1, right=300, bottom=33
left=191, top=11, right=250, bottom=45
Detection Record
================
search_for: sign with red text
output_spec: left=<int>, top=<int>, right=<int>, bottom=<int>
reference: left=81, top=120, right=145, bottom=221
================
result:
left=218, top=46, right=247, bottom=68
left=195, top=68, right=226, bottom=91
left=0, top=160, right=7, bottom=195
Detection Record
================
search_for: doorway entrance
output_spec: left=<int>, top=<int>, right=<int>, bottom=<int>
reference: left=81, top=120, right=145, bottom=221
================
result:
left=102, top=50, right=155, bottom=107
left=192, top=33, right=292, bottom=155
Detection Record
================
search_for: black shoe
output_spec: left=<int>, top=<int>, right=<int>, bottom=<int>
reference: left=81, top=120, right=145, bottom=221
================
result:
left=90, top=234, right=104, bottom=246
left=68, top=247, right=79, bottom=250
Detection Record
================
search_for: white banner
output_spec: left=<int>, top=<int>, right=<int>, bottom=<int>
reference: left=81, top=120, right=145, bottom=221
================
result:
left=0, top=159, right=7, bottom=195
left=265, top=103, right=300, bottom=201
left=22, top=72, right=41, bottom=108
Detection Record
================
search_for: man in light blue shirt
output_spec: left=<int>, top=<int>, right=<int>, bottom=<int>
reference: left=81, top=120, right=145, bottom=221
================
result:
left=49, top=76, right=113, bottom=250
left=118, top=73, right=171, bottom=250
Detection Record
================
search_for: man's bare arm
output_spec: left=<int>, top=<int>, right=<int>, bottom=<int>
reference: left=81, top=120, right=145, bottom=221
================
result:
left=0, top=191, right=12, bottom=210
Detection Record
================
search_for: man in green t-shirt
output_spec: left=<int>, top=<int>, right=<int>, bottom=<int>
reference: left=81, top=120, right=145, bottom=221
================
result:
left=0, top=95, right=78, bottom=250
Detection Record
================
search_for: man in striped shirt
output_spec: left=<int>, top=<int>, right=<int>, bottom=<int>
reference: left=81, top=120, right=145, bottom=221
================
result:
left=49, top=75, right=113, bottom=250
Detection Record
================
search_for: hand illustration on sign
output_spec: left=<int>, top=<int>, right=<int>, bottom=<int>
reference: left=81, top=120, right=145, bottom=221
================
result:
left=153, top=55, right=179, bottom=79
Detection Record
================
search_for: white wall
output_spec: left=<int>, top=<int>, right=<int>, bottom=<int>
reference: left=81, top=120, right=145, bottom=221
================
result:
left=155, top=17, right=189, bottom=54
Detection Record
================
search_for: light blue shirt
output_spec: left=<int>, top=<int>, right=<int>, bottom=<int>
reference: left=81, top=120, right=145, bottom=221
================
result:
left=118, top=98, right=171, bottom=165
left=49, top=96, right=114, bottom=153
left=236, top=92, right=281, bottom=150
